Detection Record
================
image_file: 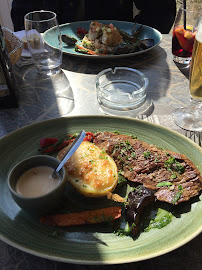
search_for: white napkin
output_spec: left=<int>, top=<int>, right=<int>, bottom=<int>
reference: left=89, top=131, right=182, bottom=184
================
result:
left=14, top=30, right=34, bottom=66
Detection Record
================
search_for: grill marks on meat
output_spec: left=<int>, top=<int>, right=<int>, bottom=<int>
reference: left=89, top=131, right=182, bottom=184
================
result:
left=93, top=132, right=202, bottom=205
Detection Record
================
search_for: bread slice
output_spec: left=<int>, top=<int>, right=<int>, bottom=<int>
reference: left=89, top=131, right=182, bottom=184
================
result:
left=22, top=33, right=40, bottom=49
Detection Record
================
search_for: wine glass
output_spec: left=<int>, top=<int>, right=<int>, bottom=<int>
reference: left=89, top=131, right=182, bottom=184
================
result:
left=172, top=15, right=202, bottom=131
left=24, top=11, right=62, bottom=76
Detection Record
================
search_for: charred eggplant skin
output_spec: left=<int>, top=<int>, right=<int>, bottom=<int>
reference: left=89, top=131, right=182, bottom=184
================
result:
left=62, top=35, right=77, bottom=46
left=125, top=185, right=155, bottom=236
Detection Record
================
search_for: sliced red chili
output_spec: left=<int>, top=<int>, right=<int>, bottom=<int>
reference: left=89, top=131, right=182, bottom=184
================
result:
left=83, top=132, right=94, bottom=142
left=39, top=132, right=95, bottom=154
left=41, top=146, right=55, bottom=154
left=56, top=139, right=73, bottom=151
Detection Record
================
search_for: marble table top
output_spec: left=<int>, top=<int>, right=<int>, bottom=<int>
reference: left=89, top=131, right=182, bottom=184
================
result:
left=0, top=34, right=201, bottom=270
left=0, top=34, right=192, bottom=137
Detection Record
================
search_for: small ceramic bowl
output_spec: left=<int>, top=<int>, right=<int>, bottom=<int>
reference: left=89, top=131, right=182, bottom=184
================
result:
left=96, top=67, right=149, bottom=110
left=8, top=155, right=66, bottom=215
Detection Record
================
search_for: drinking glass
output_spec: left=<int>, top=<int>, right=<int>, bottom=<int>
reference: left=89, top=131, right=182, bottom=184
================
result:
left=24, top=11, right=62, bottom=76
left=172, top=4, right=201, bottom=65
left=172, top=15, right=202, bottom=131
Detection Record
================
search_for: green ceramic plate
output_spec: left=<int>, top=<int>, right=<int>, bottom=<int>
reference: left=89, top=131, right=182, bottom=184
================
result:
left=0, top=116, right=201, bottom=264
left=44, top=20, right=162, bottom=59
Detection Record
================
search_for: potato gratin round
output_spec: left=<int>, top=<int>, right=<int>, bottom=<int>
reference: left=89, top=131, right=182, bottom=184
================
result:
left=57, top=141, right=118, bottom=197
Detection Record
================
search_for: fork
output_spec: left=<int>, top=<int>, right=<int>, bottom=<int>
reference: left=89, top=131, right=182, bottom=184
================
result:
left=137, top=114, right=202, bottom=147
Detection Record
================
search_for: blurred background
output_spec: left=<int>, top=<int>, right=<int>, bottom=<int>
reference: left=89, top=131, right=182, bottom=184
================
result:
left=0, top=0, right=201, bottom=33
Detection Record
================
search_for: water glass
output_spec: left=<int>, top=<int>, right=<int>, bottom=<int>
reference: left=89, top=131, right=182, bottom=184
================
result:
left=24, top=11, right=62, bottom=76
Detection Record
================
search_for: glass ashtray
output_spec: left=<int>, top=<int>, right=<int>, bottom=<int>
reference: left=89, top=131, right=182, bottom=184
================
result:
left=95, top=67, right=149, bottom=110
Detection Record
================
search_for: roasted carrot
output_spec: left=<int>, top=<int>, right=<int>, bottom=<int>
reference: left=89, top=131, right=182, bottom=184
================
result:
left=40, top=206, right=122, bottom=227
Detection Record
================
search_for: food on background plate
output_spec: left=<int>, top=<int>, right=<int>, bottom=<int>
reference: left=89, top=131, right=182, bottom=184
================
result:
left=57, top=141, right=118, bottom=197
left=65, top=21, right=155, bottom=56
left=39, top=131, right=202, bottom=237
left=61, top=34, right=77, bottom=46
left=77, top=27, right=88, bottom=38
left=78, top=21, right=139, bottom=55
left=87, top=21, right=123, bottom=47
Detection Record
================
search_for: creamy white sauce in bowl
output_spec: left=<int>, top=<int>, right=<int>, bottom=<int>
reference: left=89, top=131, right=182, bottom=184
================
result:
left=16, top=166, right=61, bottom=198
left=8, top=155, right=66, bottom=214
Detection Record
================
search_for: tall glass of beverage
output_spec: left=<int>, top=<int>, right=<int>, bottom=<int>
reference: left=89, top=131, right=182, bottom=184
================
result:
left=172, top=4, right=201, bottom=65
left=172, top=15, right=202, bottom=131
left=24, top=11, right=62, bottom=76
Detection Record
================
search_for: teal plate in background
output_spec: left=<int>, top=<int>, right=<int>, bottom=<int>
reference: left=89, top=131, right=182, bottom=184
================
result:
left=0, top=116, right=201, bottom=264
left=44, top=20, right=162, bottom=59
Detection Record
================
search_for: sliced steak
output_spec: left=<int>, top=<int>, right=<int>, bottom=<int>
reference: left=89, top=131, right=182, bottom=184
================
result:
left=93, top=132, right=202, bottom=205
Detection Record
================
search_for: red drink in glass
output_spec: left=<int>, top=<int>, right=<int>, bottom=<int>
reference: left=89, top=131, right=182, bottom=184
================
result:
left=172, top=26, right=196, bottom=58
left=172, top=4, right=201, bottom=64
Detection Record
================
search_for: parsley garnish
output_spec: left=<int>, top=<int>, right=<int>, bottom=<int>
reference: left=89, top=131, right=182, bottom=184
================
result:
left=172, top=185, right=184, bottom=204
left=164, top=157, right=185, bottom=174
left=131, top=152, right=136, bottom=158
left=143, top=151, right=151, bottom=159
left=157, top=181, right=173, bottom=187
left=171, top=173, right=177, bottom=179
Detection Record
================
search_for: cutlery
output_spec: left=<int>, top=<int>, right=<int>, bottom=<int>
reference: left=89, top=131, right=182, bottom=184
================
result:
left=52, top=130, right=86, bottom=178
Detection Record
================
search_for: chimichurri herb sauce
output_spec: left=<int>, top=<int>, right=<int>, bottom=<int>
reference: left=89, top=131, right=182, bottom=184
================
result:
left=143, top=208, right=174, bottom=232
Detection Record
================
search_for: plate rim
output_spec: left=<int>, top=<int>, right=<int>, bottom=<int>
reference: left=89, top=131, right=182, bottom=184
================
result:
left=0, top=115, right=201, bottom=264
